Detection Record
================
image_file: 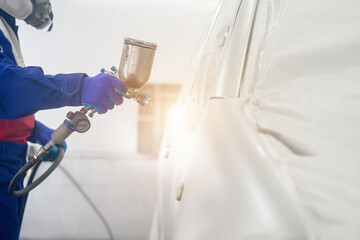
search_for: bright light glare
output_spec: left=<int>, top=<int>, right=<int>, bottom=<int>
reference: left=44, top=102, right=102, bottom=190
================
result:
left=168, top=104, right=188, bottom=121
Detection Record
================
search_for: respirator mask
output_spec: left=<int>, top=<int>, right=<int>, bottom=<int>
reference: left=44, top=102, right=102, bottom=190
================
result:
left=0, top=0, right=53, bottom=31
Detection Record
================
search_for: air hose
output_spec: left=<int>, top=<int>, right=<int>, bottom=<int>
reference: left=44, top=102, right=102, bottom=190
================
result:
left=18, top=147, right=64, bottom=229
left=8, top=107, right=91, bottom=198
left=8, top=147, right=65, bottom=198
left=58, top=165, right=114, bottom=240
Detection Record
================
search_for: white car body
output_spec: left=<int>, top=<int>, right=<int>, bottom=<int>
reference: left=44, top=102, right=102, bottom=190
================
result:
left=150, top=0, right=360, bottom=239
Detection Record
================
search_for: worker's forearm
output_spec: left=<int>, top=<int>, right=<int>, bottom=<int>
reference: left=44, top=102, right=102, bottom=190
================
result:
left=0, top=58, right=86, bottom=119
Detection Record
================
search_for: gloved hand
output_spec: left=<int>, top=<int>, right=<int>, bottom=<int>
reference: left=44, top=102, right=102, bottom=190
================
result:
left=27, top=120, right=67, bottom=162
left=81, top=73, right=127, bottom=114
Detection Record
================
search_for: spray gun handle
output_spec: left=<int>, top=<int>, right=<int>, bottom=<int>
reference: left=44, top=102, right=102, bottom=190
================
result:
left=100, top=66, right=152, bottom=106
left=86, top=67, right=151, bottom=118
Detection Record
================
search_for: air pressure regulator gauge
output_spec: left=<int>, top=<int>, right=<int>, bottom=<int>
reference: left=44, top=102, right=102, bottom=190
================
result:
left=66, top=110, right=91, bottom=133
left=74, top=119, right=91, bottom=133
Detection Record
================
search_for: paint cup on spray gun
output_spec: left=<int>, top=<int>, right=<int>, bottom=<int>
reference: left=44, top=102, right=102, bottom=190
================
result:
left=100, top=38, right=157, bottom=109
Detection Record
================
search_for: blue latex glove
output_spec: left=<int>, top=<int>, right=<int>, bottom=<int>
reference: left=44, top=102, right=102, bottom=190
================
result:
left=28, top=120, right=67, bottom=162
left=81, top=73, right=127, bottom=114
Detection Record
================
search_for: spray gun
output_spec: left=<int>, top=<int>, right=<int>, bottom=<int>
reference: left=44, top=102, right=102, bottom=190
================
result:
left=103, top=39, right=156, bottom=103
left=8, top=38, right=157, bottom=197
left=92, top=38, right=157, bottom=116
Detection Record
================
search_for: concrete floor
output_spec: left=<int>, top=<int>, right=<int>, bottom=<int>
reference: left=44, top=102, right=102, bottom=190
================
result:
left=20, top=154, right=157, bottom=240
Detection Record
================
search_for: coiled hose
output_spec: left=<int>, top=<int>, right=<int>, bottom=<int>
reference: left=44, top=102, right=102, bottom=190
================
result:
left=8, top=148, right=65, bottom=197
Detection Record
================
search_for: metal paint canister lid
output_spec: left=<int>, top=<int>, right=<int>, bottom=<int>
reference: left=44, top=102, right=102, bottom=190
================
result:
left=124, top=38, right=157, bottom=50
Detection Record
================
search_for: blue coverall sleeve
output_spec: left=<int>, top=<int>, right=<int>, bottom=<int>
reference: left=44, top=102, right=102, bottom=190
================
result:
left=0, top=30, right=86, bottom=120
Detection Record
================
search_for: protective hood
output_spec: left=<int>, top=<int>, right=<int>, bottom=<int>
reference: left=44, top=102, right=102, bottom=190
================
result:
left=0, top=0, right=53, bottom=31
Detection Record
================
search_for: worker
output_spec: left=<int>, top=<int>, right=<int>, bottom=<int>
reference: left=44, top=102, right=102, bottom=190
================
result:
left=0, top=1, right=127, bottom=239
